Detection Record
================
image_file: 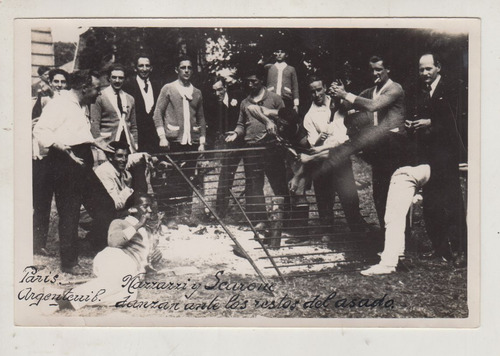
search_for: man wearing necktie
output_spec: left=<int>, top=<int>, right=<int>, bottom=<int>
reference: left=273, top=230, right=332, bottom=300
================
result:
left=406, top=53, right=467, bottom=267
left=211, top=78, right=244, bottom=217
left=123, top=54, right=163, bottom=153
left=90, top=64, right=138, bottom=160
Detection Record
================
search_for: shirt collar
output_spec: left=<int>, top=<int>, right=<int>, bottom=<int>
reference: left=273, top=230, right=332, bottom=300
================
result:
left=374, top=78, right=393, bottom=95
left=249, top=88, right=267, bottom=104
left=136, top=75, right=150, bottom=85
left=311, top=95, right=331, bottom=109
left=429, top=74, right=441, bottom=96
left=223, top=92, right=229, bottom=107
left=275, top=62, right=287, bottom=69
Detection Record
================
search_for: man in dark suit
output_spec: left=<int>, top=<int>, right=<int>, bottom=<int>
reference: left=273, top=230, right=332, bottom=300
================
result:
left=210, top=78, right=245, bottom=217
left=407, top=53, right=467, bottom=266
left=123, top=54, right=163, bottom=153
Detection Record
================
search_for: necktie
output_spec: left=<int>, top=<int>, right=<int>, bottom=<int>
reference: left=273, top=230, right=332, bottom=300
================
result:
left=143, top=79, right=148, bottom=93
left=116, top=89, right=123, bottom=115
left=423, top=84, right=431, bottom=103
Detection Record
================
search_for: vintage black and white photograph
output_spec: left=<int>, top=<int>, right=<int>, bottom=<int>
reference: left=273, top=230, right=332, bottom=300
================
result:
left=14, top=18, right=479, bottom=326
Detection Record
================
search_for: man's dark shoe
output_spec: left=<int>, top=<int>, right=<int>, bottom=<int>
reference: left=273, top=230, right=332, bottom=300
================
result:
left=61, top=264, right=89, bottom=276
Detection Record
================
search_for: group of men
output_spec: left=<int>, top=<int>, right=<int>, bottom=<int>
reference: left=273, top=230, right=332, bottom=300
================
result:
left=31, top=45, right=467, bottom=280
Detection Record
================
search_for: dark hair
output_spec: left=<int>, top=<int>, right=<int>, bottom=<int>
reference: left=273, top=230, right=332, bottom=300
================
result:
left=369, top=55, right=391, bottom=69
left=177, top=55, right=193, bottom=67
left=135, top=53, right=153, bottom=66
left=69, top=69, right=99, bottom=90
left=240, top=64, right=266, bottom=81
left=48, top=68, right=69, bottom=82
left=108, top=63, right=127, bottom=77
left=420, top=52, right=442, bottom=67
left=109, top=140, right=130, bottom=152
left=37, top=66, right=51, bottom=76
left=306, top=75, right=325, bottom=86
left=212, top=75, right=227, bottom=87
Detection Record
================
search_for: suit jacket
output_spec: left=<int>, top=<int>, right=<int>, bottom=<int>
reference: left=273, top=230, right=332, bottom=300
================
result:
left=122, top=76, right=162, bottom=152
left=90, top=86, right=138, bottom=149
left=266, top=63, right=299, bottom=103
left=205, top=89, right=244, bottom=139
left=407, top=78, right=461, bottom=178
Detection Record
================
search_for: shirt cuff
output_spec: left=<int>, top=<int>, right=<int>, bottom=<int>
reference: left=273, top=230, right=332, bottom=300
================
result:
left=123, top=226, right=136, bottom=240
left=293, top=99, right=299, bottom=106
left=156, top=127, right=166, bottom=138
left=199, top=136, right=206, bottom=145
left=345, top=93, right=357, bottom=104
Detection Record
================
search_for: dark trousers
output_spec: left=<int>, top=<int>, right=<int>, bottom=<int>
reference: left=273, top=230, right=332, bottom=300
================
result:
left=50, top=145, right=115, bottom=268
left=423, top=168, right=467, bottom=258
left=313, top=159, right=365, bottom=231
left=32, top=158, right=54, bottom=252
left=162, top=142, right=199, bottom=219
left=215, top=146, right=244, bottom=217
left=362, top=132, right=408, bottom=228
left=242, top=145, right=289, bottom=223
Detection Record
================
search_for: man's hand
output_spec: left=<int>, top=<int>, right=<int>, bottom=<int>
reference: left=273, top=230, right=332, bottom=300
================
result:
left=314, top=132, right=329, bottom=146
left=225, top=131, right=238, bottom=142
left=329, top=83, right=348, bottom=99
left=412, top=119, right=431, bottom=130
left=293, top=105, right=299, bottom=114
left=53, top=142, right=84, bottom=166
left=159, top=137, right=170, bottom=149
left=265, top=121, right=278, bottom=135
left=198, top=144, right=205, bottom=152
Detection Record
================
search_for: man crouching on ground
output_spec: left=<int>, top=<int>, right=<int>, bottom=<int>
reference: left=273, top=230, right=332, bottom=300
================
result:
left=57, top=194, right=163, bottom=311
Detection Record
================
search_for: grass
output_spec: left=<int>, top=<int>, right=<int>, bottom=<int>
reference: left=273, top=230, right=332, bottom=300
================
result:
left=32, top=155, right=468, bottom=319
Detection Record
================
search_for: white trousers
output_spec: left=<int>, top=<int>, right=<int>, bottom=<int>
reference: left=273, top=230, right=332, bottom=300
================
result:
left=70, top=247, right=141, bottom=310
left=379, top=164, right=431, bottom=268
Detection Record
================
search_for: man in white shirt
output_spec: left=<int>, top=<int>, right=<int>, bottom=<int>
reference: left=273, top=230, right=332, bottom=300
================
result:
left=33, top=70, right=116, bottom=275
left=95, top=140, right=151, bottom=216
left=303, top=75, right=365, bottom=236
left=32, top=68, right=69, bottom=256
left=56, top=194, right=163, bottom=310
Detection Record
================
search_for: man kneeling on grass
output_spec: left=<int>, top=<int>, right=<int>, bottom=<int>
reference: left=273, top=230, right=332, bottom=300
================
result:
left=57, top=194, right=163, bottom=310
